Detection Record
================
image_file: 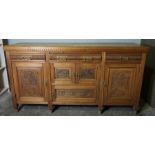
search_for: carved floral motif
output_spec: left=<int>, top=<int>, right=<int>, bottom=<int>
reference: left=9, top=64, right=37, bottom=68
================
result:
left=109, top=71, right=131, bottom=97
left=19, top=70, right=41, bottom=97
left=10, top=55, right=45, bottom=60
left=80, top=69, right=95, bottom=79
left=56, top=89, right=95, bottom=98
left=55, top=69, right=70, bottom=79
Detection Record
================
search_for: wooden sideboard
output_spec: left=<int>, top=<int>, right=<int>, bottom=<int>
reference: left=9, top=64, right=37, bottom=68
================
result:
left=4, top=43, right=149, bottom=112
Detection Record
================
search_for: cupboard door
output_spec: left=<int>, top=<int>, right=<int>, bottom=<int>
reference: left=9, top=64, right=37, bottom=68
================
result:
left=77, top=63, right=99, bottom=84
left=50, top=63, right=75, bottom=84
left=12, top=62, right=47, bottom=104
left=104, top=64, right=137, bottom=105
left=51, top=85, right=97, bottom=105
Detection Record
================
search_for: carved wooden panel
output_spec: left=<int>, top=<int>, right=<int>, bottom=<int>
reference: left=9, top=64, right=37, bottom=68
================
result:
left=56, top=89, right=95, bottom=98
left=80, top=69, right=95, bottom=79
left=78, top=64, right=98, bottom=83
left=50, top=54, right=102, bottom=61
left=55, top=69, right=70, bottom=79
left=106, top=53, right=142, bottom=64
left=10, top=54, right=45, bottom=61
left=104, top=65, right=137, bottom=105
left=109, top=70, right=132, bottom=98
left=12, top=62, right=47, bottom=103
left=51, top=63, right=75, bottom=84
left=19, top=69, right=42, bottom=97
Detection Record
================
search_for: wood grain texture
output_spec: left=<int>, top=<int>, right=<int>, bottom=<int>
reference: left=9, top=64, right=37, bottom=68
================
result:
left=12, top=62, right=47, bottom=104
left=3, top=44, right=149, bottom=112
left=105, top=66, right=136, bottom=105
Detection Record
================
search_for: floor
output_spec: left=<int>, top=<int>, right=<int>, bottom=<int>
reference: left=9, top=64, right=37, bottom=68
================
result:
left=0, top=92, right=155, bottom=116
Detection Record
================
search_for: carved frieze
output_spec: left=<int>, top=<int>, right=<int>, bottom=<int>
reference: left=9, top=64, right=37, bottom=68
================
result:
left=50, top=54, right=101, bottom=61
left=10, top=54, right=45, bottom=60
left=106, top=54, right=142, bottom=62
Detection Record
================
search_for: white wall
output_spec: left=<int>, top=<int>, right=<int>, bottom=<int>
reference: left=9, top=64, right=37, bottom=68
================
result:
left=8, top=39, right=141, bottom=44
left=0, top=40, right=9, bottom=90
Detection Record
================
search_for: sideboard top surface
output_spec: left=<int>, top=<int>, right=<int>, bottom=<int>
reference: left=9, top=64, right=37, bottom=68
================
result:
left=4, top=43, right=149, bottom=52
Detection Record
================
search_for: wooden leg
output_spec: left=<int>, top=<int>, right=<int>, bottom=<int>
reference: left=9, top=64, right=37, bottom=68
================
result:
left=51, top=105, right=55, bottom=113
left=12, top=100, right=18, bottom=111
left=48, top=102, right=52, bottom=110
left=98, top=105, right=104, bottom=114
left=48, top=102, right=55, bottom=113
left=12, top=94, right=19, bottom=111
left=133, top=105, right=140, bottom=114
left=13, top=103, right=18, bottom=110
left=17, top=104, right=24, bottom=112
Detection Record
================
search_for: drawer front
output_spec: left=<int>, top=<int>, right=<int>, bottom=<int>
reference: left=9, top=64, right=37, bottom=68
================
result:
left=50, top=63, right=75, bottom=84
left=78, top=63, right=100, bottom=84
left=10, top=53, right=46, bottom=61
left=106, top=53, right=142, bottom=64
left=56, top=89, right=95, bottom=98
left=51, top=85, right=97, bottom=105
left=50, top=53, right=102, bottom=62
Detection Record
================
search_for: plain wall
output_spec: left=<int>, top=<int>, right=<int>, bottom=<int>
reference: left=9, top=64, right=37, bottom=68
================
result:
left=8, top=39, right=141, bottom=44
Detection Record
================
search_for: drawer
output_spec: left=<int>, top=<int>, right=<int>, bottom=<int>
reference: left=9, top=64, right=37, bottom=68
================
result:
left=10, top=53, right=46, bottom=61
left=51, top=85, right=97, bottom=105
left=106, top=53, right=142, bottom=64
left=50, top=53, right=102, bottom=62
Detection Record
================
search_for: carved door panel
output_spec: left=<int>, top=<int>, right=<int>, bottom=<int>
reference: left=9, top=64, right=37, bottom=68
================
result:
left=77, top=63, right=99, bottom=84
left=12, top=62, right=47, bottom=103
left=51, top=85, right=97, bottom=105
left=104, top=64, right=137, bottom=105
left=50, top=63, right=75, bottom=84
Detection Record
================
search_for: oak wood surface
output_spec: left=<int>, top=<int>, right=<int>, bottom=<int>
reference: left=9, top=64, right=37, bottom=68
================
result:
left=4, top=44, right=149, bottom=112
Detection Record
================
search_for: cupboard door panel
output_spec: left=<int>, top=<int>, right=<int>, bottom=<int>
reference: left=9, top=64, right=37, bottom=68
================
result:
left=78, top=63, right=99, bottom=84
left=12, top=62, right=47, bottom=104
left=50, top=63, right=75, bottom=84
left=104, top=65, right=137, bottom=105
